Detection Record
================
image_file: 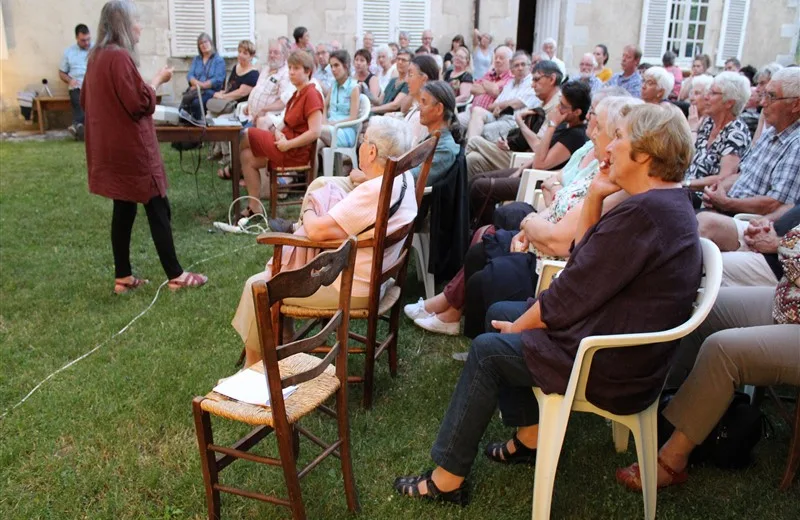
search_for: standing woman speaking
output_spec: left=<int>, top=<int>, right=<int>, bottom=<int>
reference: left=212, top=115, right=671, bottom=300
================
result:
left=82, top=0, right=207, bottom=294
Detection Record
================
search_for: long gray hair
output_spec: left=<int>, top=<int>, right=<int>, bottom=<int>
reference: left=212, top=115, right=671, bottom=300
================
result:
left=90, top=1, right=139, bottom=65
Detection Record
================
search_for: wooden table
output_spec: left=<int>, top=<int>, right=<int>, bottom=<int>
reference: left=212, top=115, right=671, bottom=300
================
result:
left=35, top=95, right=163, bottom=133
left=155, top=125, right=244, bottom=218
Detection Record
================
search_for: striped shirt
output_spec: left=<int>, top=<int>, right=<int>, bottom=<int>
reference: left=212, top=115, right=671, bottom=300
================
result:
left=728, top=120, right=800, bottom=204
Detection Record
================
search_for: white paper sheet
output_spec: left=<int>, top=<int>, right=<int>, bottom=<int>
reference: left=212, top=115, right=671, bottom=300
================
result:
left=213, top=368, right=297, bottom=407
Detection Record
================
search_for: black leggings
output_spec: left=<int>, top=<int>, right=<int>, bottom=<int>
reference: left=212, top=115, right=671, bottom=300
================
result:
left=111, top=197, right=183, bottom=280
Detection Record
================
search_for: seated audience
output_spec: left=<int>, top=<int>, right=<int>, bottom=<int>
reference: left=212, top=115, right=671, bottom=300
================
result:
left=402, top=55, right=442, bottom=143
left=578, top=53, right=603, bottom=93
left=290, top=26, right=314, bottom=53
left=234, top=117, right=416, bottom=366
left=679, top=54, right=712, bottom=101
left=529, top=81, right=591, bottom=171
left=465, top=45, right=514, bottom=119
left=740, top=64, right=758, bottom=86
left=59, top=23, right=92, bottom=139
left=624, top=228, right=799, bottom=490
left=541, top=37, right=566, bottom=76
left=724, top=57, right=741, bottom=73
left=354, top=48, right=381, bottom=99
left=682, top=72, right=752, bottom=198
left=410, top=81, right=462, bottom=186
left=465, top=60, right=562, bottom=178
left=443, top=34, right=465, bottom=70
left=238, top=51, right=323, bottom=217
left=443, top=47, right=474, bottom=103
left=313, top=43, right=334, bottom=95
left=369, top=48, right=411, bottom=115
left=641, top=66, right=675, bottom=105
left=395, top=104, right=701, bottom=504
left=410, top=95, right=640, bottom=336
left=184, top=33, right=226, bottom=120
left=662, top=50, right=683, bottom=99
left=697, top=68, right=800, bottom=251
left=361, top=32, right=380, bottom=75
left=463, top=51, right=536, bottom=141
left=607, top=45, right=643, bottom=98
left=753, top=63, right=785, bottom=142
left=687, top=74, right=714, bottom=135
left=593, top=44, right=612, bottom=83
left=472, top=29, right=494, bottom=80
left=504, top=38, right=516, bottom=52
left=320, top=50, right=360, bottom=149
left=421, top=29, right=440, bottom=54
left=720, top=206, right=799, bottom=287
left=375, top=45, right=397, bottom=92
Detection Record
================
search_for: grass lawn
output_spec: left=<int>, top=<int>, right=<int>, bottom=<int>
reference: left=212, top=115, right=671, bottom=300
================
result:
left=0, top=139, right=797, bottom=520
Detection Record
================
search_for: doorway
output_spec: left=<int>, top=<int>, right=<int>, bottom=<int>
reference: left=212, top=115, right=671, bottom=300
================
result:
left=516, top=0, right=536, bottom=53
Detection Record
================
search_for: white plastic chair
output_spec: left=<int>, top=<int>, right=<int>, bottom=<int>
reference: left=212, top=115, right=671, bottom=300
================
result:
left=510, top=151, right=535, bottom=168
left=411, top=186, right=435, bottom=299
left=733, top=213, right=761, bottom=222
left=516, top=168, right=552, bottom=212
left=530, top=238, right=723, bottom=520
left=456, top=94, right=473, bottom=113
left=321, top=94, right=371, bottom=177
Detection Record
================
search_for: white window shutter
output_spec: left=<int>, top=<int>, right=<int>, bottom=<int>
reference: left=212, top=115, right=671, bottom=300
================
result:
left=716, top=0, right=750, bottom=67
left=639, top=0, right=670, bottom=64
left=214, top=0, right=255, bottom=58
left=168, top=0, right=213, bottom=58
left=360, top=0, right=392, bottom=46
left=397, top=0, right=429, bottom=49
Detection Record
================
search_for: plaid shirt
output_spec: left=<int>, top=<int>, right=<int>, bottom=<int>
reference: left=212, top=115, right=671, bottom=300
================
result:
left=247, top=64, right=292, bottom=119
left=473, top=69, right=513, bottom=109
left=607, top=71, right=642, bottom=98
left=728, top=120, right=800, bottom=204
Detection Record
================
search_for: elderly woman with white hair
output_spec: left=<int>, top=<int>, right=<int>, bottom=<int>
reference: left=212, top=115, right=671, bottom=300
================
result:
left=687, top=73, right=714, bottom=134
left=375, top=44, right=397, bottom=92
left=640, top=66, right=675, bottom=105
left=683, top=72, right=752, bottom=198
left=233, top=115, right=417, bottom=366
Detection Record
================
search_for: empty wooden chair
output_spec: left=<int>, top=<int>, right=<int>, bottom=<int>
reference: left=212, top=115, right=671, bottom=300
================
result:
left=192, top=238, right=359, bottom=520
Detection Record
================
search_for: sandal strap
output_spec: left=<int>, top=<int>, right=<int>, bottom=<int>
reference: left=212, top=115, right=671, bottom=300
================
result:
left=657, top=457, right=683, bottom=479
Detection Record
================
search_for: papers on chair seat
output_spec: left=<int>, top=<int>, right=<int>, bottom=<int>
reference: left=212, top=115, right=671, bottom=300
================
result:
left=210, top=116, right=242, bottom=127
left=213, top=367, right=297, bottom=407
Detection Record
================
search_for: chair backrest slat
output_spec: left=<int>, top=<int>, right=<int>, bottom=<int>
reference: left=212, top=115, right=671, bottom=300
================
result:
left=281, top=342, right=341, bottom=387
left=276, top=312, right=342, bottom=360
left=267, top=241, right=355, bottom=304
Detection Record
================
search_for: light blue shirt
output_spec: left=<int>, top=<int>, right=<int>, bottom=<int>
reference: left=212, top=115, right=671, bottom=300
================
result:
left=412, top=129, right=460, bottom=186
left=59, top=43, right=91, bottom=88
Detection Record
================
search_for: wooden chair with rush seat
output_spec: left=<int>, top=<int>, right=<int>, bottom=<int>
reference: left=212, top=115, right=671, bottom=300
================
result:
left=267, top=150, right=318, bottom=219
left=257, top=132, right=440, bottom=409
left=192, top=238, right=359, bottom=520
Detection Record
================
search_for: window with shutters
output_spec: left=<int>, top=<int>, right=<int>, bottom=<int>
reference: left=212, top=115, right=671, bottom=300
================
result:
left=357, top=0, right=430, bottom=49
left=716, top=0, right=750, bottom=67
left=168, top=0, right=254, bottom=58
left=639, top=0, right=709, bottom=65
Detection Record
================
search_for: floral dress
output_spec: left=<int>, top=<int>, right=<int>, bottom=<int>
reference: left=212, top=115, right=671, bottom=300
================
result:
left=684, top=117, right=751, bottom=181
left=774, top=225, right=800, bottom=324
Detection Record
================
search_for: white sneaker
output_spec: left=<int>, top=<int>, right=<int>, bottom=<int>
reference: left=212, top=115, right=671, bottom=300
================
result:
left=451, top=352, right=468, bottom=362
left=404, top=298, right=433, bottom=321
left=414, top=315, right=460, bottom=336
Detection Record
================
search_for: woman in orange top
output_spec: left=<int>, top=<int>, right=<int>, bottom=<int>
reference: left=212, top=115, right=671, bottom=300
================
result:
left=239, top=50, right=324, bottom=217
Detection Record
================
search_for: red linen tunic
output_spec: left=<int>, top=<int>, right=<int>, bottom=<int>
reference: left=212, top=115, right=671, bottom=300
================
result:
left=248, top=83, right=324, bottom=168
left=81, top=47, right=166, bottom=204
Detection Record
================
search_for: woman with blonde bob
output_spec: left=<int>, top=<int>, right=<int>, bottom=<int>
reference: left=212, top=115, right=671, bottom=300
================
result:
left=394, top=104, right=702, bottom=508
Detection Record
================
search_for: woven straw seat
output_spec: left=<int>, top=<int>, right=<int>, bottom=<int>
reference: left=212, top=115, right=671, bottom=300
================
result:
left=200, top=353, right=339, bottom=426
left=280, top=282, right=401, bottom=319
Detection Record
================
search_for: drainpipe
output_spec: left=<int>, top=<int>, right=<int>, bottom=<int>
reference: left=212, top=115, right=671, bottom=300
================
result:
left=474, top=0, right=481, bottom=30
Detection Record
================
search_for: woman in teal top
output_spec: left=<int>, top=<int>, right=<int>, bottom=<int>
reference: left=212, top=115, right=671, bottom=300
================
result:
left=321, top=50, right=360, bottom=148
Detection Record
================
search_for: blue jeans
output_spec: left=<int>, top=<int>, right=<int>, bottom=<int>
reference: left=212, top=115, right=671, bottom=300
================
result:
left=430, top=301, right=539, bottom=477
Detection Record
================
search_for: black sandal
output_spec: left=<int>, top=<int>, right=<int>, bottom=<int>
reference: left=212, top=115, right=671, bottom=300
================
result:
left=484, top=434, right=537, bottom=465
left=393, top=470, right=470, bottom=507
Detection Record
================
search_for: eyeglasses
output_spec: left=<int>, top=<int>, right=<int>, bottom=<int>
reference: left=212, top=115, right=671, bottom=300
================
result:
left=532, top=75, right=544, bottom=83
left=558, top=102, right=573, bottom=112
left=762, top=91, right=799, bottom=103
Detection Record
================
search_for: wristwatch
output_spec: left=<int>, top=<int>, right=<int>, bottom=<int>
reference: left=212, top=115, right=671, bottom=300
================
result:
left=682, top=179, right=692, bottom=188
left=547, top=120, right=557, bottom=128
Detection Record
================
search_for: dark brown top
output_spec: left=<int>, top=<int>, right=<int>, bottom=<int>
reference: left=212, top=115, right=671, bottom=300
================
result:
left=523, top=188, right=702, bottom=415
left=82, top=47, right=166, bottom=203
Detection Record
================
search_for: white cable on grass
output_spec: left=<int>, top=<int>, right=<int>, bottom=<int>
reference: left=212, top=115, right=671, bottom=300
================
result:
left=0, top=243, right=258, bottom=420
left=228, top=196, right=268, bottom=235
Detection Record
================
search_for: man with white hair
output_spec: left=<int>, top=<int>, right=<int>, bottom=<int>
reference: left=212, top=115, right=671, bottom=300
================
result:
left=607, top=44, right=643, bottom=98
left=398, top=31, right=410, bottom=50
left=314, top=43, right=334, bottom=96
left=541, top=37, right=566, bottom=76
left=421, top=29, right=439, bottom=54
left=640, top=66, right=674, bottom=104
left=463, top=51, right=538, bottom=141
left=724, top=58, right=741, bottom=72
left=578, top=53, right=603, bottom=93
left=467, top=45, right=514, bottom=113
left=698, top=67, right=800, bottom=251
left=362, top=31, right=381, bottom=74
left=244, top=40, right=293, bottom=130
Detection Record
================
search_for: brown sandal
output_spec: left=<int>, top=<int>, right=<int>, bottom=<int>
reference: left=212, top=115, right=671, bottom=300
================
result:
left=217, top=166, right=231, bottom=180
left=114, top=277, right=149, bottom=295
left=615, top=457, right=689, bottom=491
left=168, top=272, right=208, bottom=291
